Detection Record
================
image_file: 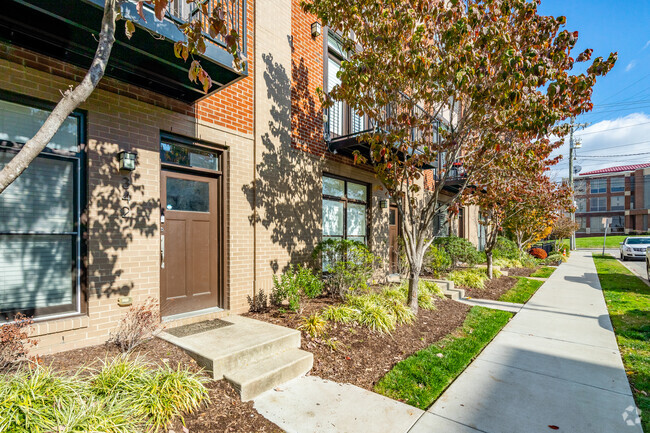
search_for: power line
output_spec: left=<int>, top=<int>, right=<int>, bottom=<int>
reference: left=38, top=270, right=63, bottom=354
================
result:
left=579, top=151, right=650, bottom=158
left=576, top=120, right=650, bottom=136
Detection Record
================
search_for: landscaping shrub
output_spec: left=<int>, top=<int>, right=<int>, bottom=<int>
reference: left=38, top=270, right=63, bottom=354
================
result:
left=434, top=237, right=481, bottom=267
left=447, top=268, right=502, bottom=289
left=529, top=247, right=548, bottom=259
left=1, top=364, right=141, bottom=433
left=493, top=237, right=520, bottom=260
left=493, top=257, right=523, bottom=269
left=422, top=244, right=452, bottom=277
left=298, top=314, right=328, bottom=338
left=312, top=239, right=378, bottom=297
left=91, top=356, right=209, bottom=430
left=107, top=298, right=163, bottom=354
left=247, top=289, right=268, bottom=313
left=542, top=253, right=566, bottom=265
left=0, top=313, right=37, bottom=372
left=320, top=305, right=357, bottom=324
left=271, top=264, right=323, bottom=312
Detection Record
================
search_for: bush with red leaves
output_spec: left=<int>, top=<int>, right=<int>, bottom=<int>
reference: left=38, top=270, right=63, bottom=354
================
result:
left=529, top=247, right=548, bottom=259
left=0, top=312, right=38, bottom=371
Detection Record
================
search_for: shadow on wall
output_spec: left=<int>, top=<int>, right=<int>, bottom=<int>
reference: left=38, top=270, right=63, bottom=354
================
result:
left=87, top=141, right=159, bottom=300
left=243, top=53, right=322, bottom=274
left=0, top=141, right=158, bottom=320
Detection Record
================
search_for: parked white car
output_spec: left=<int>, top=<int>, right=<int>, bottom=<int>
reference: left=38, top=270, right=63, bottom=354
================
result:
left=619, top=237, right=650, bottom=261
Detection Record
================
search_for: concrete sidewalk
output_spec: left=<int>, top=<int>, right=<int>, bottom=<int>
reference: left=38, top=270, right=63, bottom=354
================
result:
left=410, top=251, right=642, bottom=433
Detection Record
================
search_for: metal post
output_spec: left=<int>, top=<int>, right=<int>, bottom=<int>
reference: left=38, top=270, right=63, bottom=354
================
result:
left=569, top=118, right=576, bottom=251
left=602, top=220, right=608, bottom=256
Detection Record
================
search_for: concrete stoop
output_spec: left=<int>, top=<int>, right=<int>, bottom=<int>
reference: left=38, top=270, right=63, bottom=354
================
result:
left=421, top=278, right=465, bottom=300
left=159, top=315, right=313, bottom=401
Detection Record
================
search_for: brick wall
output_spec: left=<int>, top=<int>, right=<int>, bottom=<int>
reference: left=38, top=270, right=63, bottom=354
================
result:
left=0, top=34, right=256, bottom=354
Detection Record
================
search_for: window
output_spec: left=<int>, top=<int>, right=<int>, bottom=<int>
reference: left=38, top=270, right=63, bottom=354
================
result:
left=0, top=95, right=84, bottom=319
left=590, top=217, right=605, bottom=232
left=610, top=177, right=624, bottom=192
left=590, top=178, right=607, bottom=194
left=576, top=198, right=586, bottom=213
left=590, top=197, right=607, bottom=212
left=576, top=217, right=586, bottom=232
left=574, top=179, right=587, bottom=195
left=611, top=216, right=625, bottom=233
left=322, top=174, right=368, bottom=245
left=326, top=31, right=365, bottom=138
left=611, top=195, right=625, bottom=211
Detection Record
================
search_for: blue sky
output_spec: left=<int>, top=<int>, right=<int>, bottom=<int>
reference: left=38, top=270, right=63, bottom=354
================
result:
left=537, top=0, right=650, bottom=178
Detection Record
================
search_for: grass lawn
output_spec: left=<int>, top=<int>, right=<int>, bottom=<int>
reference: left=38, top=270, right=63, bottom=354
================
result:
left=576, top=235, right=627, bottom=249
left=593, top=254, right=649, bottom=432
left=374, top=306, right=512, bottom=409
left=530, top=266, right=556, bottom=279
left=498, top=277, right=544, bottom=304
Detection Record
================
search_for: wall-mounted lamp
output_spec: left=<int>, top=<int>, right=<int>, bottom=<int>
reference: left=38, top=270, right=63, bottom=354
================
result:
left=379, top=199, right=389, bottom=209
left=117, top=150, right=137, bottom=171
left=311, top=22, right=322, bottom=38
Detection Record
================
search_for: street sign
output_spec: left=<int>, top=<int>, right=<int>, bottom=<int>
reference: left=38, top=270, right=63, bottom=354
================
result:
left=601, top=217, right=612, bottom=225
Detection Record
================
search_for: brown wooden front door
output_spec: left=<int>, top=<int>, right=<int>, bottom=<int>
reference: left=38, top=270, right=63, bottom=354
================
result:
left=389, top=206, right=400, bottom=274
left=160, top=170, right=220, bottom=316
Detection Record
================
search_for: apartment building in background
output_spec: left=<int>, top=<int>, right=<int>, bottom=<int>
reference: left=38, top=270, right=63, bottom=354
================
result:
left=573, top=163, right=650, bottom=236
left=0, top=0, right=479, bottom=355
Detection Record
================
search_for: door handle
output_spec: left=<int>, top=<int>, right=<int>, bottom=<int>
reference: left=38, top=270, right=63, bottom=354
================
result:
left=161, top=234, right=165, bottom=269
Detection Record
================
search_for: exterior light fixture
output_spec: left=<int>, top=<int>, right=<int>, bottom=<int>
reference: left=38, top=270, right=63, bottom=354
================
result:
left=311, top=22, right=321, bottom=38
left=380, top=199, right=389, bottom=209
left=118, top=150, right=136, bottom=171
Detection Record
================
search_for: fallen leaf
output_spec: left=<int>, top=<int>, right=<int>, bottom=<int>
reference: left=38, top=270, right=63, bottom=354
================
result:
left=548, top=426, right=559, bottom=430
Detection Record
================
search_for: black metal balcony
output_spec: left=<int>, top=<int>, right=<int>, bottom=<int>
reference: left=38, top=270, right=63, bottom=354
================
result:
left=0, top=0, right=247, bottom=103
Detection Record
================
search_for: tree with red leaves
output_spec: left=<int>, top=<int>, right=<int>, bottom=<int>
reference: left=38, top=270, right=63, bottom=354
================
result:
left=304, top=0, right=616, bottom=312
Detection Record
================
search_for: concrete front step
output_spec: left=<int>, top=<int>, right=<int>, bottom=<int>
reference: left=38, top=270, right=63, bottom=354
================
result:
left=421, top=278, right=465, bottom=300
left=159, top=315, right=311, bottom=400
left=226, top=348, right=313, bottom=401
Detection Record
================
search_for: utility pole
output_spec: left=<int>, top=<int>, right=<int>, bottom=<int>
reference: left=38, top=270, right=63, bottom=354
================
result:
left=568, top=117, right=589, bottom=251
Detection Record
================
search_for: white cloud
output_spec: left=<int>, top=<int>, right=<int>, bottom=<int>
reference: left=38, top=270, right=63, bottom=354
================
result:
left=550, top=112, right=650, bottom=180
left=625, top=61, right=636, bottom=72
left=643, top=40, right=650, bottom=50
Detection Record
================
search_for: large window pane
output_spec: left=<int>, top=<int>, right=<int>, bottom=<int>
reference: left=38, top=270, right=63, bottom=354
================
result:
left=610, top=177, right=624, bottom=192
left=323, top=176, right=344, bottom=197
left=0, top=99, right=78, bottom=152
left=590, top=217, right=605, bottom=232
left=347, top=203, right=367, bottom=237
left=611, top=195, right=625, bottom=211
left=590, top=178, right=606, bottom=194
left=347, top=182, right=367, bottom=201
left=0, top=154, right=73, bottom=232
left=576, top=198, right=586, bottom=213
left=323, top=200, right=344, bottom=236
left=328, top=58, right=343, bottom=137
left=160, top=141, right=218, bottom=171
left=0, top=235, right=73, bottom=311
left=166, top=178, right=209, bottom=212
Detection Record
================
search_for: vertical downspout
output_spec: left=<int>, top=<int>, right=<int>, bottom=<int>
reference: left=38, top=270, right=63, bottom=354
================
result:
left=252, top=0, right=258, bottom=300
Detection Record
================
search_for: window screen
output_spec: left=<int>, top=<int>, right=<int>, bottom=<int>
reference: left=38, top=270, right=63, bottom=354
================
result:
left=0, top=97, right=81, bottom=319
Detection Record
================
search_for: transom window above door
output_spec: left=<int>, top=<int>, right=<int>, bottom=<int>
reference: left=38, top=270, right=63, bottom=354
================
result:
left=322, top=174, right=369, bottom=245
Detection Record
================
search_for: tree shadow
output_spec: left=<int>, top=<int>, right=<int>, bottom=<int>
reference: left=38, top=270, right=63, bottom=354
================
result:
left=242, top=53, right=322, bottom=274
left=0, top=138, right=158, bottom=320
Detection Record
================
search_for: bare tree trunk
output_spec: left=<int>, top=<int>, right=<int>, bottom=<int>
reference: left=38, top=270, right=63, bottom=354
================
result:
left=486, top=250, right=493, bottom=279
left=406, top=269, right=420, bottom=314
left=0, top=0, right=119, bottom=193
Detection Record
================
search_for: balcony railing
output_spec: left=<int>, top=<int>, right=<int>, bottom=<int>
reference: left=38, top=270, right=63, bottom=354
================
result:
left=160, top=0, right=246, bottom=55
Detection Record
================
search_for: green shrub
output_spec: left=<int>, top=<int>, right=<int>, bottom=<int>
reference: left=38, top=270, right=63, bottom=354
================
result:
left=447, top=268, right=502, bottom=289
left=422, top=244, right=452, bottom=277
left=91, top=356, right=209, bottom=430
left=298, top=314, right=328, bottom=338
left=271, top=264, right=323, bottom=312
left=321, top=305, right=357, bottom=323
left=542, top=253, right=566, bottom=264
left=312, top=239, right=378, bottom=297
left=493, top=237, right=519, bottom=260
left=434, top=237, right=481, bottom=267
left=493, top=257, right=523, bottom=268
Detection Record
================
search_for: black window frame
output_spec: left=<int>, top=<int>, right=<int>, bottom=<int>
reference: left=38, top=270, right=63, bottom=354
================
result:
left=0, top=90, right=87, bottom=321
left=322, top=173, right=370, bottom=246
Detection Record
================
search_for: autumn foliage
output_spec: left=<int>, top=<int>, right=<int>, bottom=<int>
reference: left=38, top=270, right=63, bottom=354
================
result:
left=529, top=248, right=548, bottom=260
left=0, top=313, right=38, bottom=371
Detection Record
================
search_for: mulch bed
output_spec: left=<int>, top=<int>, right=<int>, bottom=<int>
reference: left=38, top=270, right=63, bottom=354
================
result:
left=463, top=267, right=535, bottom=301
left=40, top=338, right=282, bottom=433
left=245, top=297, right=470, bottom=391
